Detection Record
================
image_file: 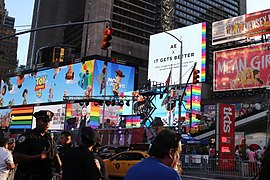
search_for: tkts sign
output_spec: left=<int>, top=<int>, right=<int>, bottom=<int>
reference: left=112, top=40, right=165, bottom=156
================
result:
left=219, top=104, right=235, bottom=169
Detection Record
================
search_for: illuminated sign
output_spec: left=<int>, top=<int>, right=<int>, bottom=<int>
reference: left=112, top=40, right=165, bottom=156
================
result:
left=219, top=104, right=235, bottom=169
left=214, top=43, right=270, bottom=91
left=0, top=59, right=135, bottom=107
left=148, top=22, right=206, bottom=85
left=212, top=8, right=270, bottom=45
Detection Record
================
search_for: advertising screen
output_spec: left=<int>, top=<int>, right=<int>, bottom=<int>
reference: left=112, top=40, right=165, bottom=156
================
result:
left=0, top=59, right=135, bottom=107
left=212, top=8, right=270, bottom=45
left=0, top=108, right=11, bottom=129
left=218, top=104, right=235, bottom=169
left=148, top=22, right=206, bottom=85
left=32, top=104, right=66, bottom=130
left=214, top=43, right=270, bottom=91
left=65, top=102, right=94, bottom=129
left=10, top=106, right=34, bottom=129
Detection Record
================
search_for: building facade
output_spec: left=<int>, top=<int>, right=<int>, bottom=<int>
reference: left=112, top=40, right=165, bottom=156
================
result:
left=27, top=0, right=246, bottom=86
left=0, top=0, right=18, bottom=76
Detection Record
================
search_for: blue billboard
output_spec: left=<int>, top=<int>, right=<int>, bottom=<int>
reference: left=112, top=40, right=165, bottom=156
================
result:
left=0, top=59, right=135, bottom=107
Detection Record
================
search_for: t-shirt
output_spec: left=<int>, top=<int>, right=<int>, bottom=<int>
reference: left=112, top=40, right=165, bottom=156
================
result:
left=124, top=157, right=181, bottom=180
left=0, top=147, right=14, bottom=179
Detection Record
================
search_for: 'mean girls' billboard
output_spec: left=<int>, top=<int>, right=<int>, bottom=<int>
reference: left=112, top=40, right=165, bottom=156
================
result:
left=214, top=43, right=270, bottom=91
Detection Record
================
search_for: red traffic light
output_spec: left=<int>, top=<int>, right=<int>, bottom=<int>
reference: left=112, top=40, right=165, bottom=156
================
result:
left=192, top=69, right=200, bottom=84
left=101, top=28, right=113, bottom=50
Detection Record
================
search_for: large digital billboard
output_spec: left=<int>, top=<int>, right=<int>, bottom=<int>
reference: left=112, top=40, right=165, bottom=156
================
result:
left=0, top=59, right=135, bottom=107
left=212, top=8, right=270, bottom=45
left=148, top=22, right=206, bottom=85
left=214, top=43, right=270, bottom=91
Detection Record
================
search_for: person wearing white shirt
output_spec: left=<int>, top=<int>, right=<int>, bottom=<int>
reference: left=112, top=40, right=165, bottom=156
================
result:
left=0, top=138, right=15, bottom=179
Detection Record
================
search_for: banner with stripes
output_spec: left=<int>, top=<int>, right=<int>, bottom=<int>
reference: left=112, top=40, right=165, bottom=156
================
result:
left=10, top=106, right=34, bottom=129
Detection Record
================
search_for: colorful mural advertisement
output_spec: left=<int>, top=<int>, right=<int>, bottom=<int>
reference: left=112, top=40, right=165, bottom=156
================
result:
left=0, top=59, right=135, bottom=107
left=214, top=43, right=270, bottom=91
left=0, top=108, right=11, bottom=129
left=32, top=104, right=66, bottom=130
left=212, top=8, right=270, bottom=45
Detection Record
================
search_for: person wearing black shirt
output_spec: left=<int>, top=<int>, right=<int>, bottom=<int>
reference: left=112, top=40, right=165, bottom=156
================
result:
left=62, top=127, right=103, bottom=180
left=13, top=110, right=61, bottom=180
left=57, top=131, right=74, bottom=161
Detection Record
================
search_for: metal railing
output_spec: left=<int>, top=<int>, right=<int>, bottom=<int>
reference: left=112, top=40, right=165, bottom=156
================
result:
left=181, top=155, right=262, bottom=179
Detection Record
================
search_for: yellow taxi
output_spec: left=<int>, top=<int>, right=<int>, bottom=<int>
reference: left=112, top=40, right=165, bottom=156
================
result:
left=104, top=150, right=149, bottom=177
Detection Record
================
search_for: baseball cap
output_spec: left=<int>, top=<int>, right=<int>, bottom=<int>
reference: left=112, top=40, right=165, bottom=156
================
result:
left=33, top=110, right=54, bottom=121
left=81, top=127, right=101, bottom=146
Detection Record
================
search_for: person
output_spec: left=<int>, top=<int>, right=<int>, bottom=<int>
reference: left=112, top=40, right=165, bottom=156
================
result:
left=7, top=138, right=16, bottom=152
left=259, top=145, right=270, bottom=180
left=62, top=127, right=103, bottom=180
left=7, top=138, right=17, bottom=180
left=93, top=145, right=109, bottom=180
left=125, top=129, right=182, bottom=180
left=13, top=110, right=62, bottom=180
left=248, top=147, right=256, bottom=176
left=164, top=87, right=176, bottom=126
left=57, top=131, right=74, bottom=161
left=0, top=138, right=15, bottom=180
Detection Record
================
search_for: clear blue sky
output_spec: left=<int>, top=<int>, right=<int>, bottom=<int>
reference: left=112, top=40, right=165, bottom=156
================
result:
left=4, top=0, right=270, bottom=66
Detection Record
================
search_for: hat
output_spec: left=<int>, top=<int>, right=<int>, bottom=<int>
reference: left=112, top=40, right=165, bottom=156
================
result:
left=33, top=110, right=54, bottom=120
left=115, top=70, right=125, bottom=77
left=81, top=127, right=101, bottom=146
left=8, top=138, right=15, bottom=144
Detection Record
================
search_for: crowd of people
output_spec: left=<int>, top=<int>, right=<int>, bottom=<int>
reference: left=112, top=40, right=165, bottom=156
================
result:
left=1, top=109, right=270, bottom=179
left=0, top=109, right=184, bottom=180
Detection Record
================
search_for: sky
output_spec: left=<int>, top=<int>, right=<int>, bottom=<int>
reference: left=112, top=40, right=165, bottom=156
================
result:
left=4, top=0, right=270, bottom=66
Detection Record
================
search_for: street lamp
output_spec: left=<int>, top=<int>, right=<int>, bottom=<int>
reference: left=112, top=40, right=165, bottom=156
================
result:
left=164, top=31, right=183, bottom=133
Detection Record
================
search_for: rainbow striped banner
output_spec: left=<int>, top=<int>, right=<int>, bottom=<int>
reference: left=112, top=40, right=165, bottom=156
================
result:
left=185, top=84, right=201, bottom=127
left=201, top=22, right=206, bottom=82
left=90, top=102, right=99, bottom=128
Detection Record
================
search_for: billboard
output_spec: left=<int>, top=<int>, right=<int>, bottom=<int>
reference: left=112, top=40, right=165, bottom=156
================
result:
left=214, top=43, right=270, bottom=91
left=0, top=59, right=135, bottom=107
left=218, top=104, right=235, bottom=169
left=0, top=108, right=11, bottom=129
left=10, top=106, right=34, bottom=129
left=32, top=104, right=66, bottom=130
left=148, top=22, right=206, bottom=85
left=212, top=8, right=270, bottom=45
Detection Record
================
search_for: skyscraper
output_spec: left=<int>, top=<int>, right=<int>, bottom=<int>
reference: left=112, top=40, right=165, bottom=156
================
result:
left=27, top=0, right=246, bottom=84
left=0, top=0, right=18, bottom=76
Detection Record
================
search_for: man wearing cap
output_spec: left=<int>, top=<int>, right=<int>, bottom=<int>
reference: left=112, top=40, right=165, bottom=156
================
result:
left=62, top=127, right=103, bottom=180
left=13, top=110, right=62, bottom=180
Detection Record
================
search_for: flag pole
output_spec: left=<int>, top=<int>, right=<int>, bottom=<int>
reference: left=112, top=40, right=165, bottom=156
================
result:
left=169, top=64, right=173, bottom=127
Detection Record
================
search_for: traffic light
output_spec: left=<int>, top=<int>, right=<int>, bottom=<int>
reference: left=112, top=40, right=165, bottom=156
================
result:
left=192, top=69, right=200, bottom=84
left=101, top=27, right=113, bottom=50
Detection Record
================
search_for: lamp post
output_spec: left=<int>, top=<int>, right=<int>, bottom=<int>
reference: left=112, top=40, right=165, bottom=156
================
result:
left=164, top=31, right=183, bottom=133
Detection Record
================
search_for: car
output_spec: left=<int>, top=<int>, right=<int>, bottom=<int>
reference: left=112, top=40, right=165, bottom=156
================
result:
left=98, top=145, right=129, bottom=159
left=104, top=150, right=149, bottom=177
